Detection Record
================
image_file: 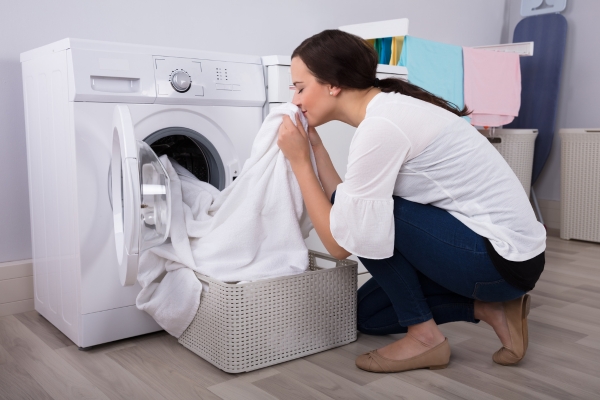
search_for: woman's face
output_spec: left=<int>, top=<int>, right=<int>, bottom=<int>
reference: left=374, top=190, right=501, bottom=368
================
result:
left=290, top=56, right=336, bottom=127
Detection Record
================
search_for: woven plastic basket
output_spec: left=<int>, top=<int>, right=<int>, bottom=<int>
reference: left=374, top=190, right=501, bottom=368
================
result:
left=178, top=250, right=358, bottom=373
left=560, top=129, right=600, bottom=243
left=480, top=129, right=538, bottom=198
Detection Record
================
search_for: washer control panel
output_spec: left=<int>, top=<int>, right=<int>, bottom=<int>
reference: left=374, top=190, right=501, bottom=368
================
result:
left=153, top=56, right=265, bottom=106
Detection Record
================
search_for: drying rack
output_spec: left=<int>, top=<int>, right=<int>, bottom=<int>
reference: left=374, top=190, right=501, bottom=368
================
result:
left=339, top=18, right=534, bottom=58
left=340, top=18, right=533, bottom=118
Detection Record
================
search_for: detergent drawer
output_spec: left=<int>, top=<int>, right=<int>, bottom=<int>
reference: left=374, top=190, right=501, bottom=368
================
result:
left=67, top=48, right=157, bottom=103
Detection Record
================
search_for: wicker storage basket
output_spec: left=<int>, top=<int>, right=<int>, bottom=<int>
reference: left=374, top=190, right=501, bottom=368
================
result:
left=480, top=129, right=538, bottom=198
left=560, top=129, right=600, bottom=243
left=178, top=251, right=358, bottom=373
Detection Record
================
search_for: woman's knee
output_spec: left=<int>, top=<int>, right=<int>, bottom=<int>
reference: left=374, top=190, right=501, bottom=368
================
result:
left=357, top=278, right=391, bottom=332
left=357, top=280, right=378, bottom=326
left=357, top=276, right=382, bottom=303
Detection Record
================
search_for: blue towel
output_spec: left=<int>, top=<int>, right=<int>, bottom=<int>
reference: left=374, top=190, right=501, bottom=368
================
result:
left=379, top=37, right=392, bottom=64
left=399, top=36, right=465, bottom=116
left=374, top=39, right=382, bottom=62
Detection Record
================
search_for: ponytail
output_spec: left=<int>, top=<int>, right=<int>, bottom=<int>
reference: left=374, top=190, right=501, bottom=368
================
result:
left=378, top=77, right=471, bottom=117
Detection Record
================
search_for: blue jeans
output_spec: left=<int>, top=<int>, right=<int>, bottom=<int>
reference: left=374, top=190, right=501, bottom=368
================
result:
left=357, top=197, right=526, bottom=335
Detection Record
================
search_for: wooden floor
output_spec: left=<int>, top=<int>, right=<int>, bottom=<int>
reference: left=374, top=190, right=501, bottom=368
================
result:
left=1, top=235, right=599, bottom=399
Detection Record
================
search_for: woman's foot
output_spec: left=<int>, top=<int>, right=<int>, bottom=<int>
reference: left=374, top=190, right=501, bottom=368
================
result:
left=355, top=319, right=450, bottom=373
left=475, top=295, right=531, bottom=365
left=474, top=299, right=513, bottom=349
left=377, top=320, right=446, bottom=360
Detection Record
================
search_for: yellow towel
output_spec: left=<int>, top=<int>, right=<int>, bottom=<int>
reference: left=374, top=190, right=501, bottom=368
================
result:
left=389, top=36, right=404, bottom=66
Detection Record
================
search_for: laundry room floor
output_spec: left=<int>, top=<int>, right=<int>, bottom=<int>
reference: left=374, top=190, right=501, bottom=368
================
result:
left=1, top=234, right=600, bottom=400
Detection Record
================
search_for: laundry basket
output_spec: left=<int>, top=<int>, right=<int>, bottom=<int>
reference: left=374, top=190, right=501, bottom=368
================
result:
left=480, top=129, right=538, bottom=197
left=560, top=129, right=600, bottom=243
left=178, top=250, right=358, bottom=373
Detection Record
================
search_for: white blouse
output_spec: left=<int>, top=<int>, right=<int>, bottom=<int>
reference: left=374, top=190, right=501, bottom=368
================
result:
left=330, top=92, right=546, bottom=262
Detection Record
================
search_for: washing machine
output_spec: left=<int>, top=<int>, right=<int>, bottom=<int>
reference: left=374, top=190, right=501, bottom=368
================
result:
left=263, top=56, right=408, bottom=286
left=20, top=39, right=265, bottom=348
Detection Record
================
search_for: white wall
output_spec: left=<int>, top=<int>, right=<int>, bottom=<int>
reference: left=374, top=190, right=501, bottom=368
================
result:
left=0, top=0, right=507, bottom=262
left=505, top=0, right=600, bottom=201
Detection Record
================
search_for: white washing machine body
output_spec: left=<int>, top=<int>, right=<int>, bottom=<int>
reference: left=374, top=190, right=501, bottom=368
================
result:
left=263, top=56, right=408, bottom=286
left=21, top=39, right=265, bottom=348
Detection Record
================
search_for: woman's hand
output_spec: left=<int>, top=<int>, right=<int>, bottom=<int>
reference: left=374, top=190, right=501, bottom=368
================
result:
left=277, top=113, right=311, bottom=167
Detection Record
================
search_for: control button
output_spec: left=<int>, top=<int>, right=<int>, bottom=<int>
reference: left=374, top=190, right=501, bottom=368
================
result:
left=231, top=84, right=241, bottom=91
left=216, top=83, right=232, bottom=91
left=171, top=70, right=192, bottom=92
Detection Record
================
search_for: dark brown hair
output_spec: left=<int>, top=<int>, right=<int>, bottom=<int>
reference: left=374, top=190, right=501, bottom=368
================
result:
left=292, top=29, right=471, bottom=118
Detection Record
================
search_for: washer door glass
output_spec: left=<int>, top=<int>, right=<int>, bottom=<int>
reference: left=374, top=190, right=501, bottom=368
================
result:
left=111, top=105, right=171, bottom=287
left=138, top=140, right=171, bottom=252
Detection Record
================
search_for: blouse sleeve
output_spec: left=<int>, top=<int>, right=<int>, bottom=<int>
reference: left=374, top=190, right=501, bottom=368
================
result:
left=330, top=117, right=411, bottom=259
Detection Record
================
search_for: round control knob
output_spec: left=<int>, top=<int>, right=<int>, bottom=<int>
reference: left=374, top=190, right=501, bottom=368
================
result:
left=171, top=70, right=191, bottom=93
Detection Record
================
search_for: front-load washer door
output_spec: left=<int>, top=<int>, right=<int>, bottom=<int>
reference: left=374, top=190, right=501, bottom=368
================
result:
left=111, top=105, right=171, bottom=286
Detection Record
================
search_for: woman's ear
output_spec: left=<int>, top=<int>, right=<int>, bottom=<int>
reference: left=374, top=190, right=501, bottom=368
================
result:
left=328, top=85, right=341, bottom=97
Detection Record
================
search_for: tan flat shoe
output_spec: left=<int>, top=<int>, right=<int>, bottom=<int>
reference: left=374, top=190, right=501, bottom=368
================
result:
left=493, top=294, right=531, bottom=365
left=355, top=338, right=451, bottom=373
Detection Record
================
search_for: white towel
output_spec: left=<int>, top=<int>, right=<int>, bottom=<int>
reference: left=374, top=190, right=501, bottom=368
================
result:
left=136, top=103, right=316, bottom=337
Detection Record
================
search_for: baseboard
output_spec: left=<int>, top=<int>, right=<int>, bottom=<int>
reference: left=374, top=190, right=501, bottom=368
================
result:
left=0, top=299, right=34, bottom=317
left=0, top=259, right=34, bottom=316
left=537, top=199, right=561, bottom=231
left=0, top=259, right=32, bottom=280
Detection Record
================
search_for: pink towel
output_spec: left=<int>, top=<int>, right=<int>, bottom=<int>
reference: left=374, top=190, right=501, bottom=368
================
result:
left=463, top=47, right=521, bottom=127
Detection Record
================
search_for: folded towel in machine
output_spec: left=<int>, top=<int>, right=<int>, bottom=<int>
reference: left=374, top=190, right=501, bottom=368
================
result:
left=136, top=103, right=315, bottom=337
left=463, top=46, right=521, bottom=127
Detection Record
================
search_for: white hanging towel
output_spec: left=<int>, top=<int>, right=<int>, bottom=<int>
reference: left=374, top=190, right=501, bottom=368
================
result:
left=135, top=104, right=316, bottom=337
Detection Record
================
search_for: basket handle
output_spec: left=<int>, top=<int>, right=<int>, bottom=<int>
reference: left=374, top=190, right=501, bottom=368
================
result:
left=309, top=250, right=349, bottom=268
left=193, top=274, right=213, bottom=293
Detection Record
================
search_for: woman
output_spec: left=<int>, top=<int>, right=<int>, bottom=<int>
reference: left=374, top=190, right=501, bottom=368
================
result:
left=277, top=30, right=545, bottom=373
